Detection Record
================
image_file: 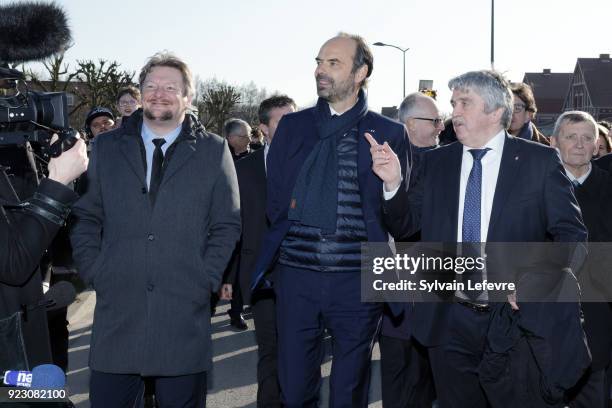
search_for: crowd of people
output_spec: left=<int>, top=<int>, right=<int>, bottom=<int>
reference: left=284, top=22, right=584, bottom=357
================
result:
left=1, top=31, right=611, bottom=408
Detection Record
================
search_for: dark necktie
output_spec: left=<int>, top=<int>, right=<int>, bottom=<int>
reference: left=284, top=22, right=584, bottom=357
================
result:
left=149, top=138, right=166, bottom=205
left=462, top=148, right=490, bottom=300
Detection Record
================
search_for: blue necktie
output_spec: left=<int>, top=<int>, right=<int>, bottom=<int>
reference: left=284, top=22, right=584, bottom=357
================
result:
left=462, top=148, right=490, bottom=242
left=461, top=148, right=489, bottom=300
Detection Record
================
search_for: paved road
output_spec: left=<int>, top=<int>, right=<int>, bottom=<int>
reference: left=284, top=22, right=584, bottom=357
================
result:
left=65, top=291, right=383, bottom=407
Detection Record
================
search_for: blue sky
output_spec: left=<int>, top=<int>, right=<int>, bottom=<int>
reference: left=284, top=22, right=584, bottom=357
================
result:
left=21, top=0, right=612, bottom=114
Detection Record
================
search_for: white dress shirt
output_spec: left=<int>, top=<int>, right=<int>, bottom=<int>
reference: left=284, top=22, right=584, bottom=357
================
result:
left=563, top=163, right=591, bottom=186
left=457, top=130, right=505, bottom=243
left=264, top=142, right=269, bottom=175
left=384, top=130, right=506, bottom=241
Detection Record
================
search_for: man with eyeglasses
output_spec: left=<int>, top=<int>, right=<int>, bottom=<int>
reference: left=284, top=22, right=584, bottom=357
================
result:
left=71, top=51, right=241, bottom=407
left=224, top=118, right=252, bottom=161
left=508, top=82, right=550, bottom=145
left=378, top=91, right=441, bottom=408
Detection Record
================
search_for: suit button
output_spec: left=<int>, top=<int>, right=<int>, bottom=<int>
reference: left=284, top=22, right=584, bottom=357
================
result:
left=148, top=234, right=155, bottom=241
left=147, top=284, right=154, bottom=291
left=141, top=187, right=147, bottom=194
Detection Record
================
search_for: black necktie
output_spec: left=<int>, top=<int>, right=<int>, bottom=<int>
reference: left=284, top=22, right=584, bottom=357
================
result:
left=149, top=138, right=166, bottom=205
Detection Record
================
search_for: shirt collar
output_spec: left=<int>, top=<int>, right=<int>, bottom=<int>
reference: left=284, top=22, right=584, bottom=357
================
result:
left=328, top=100, right=358, bottom=117
left=564, top=163, right=592, bottom=185
left=141, top=122, right=182, bottom=146
left=462, top=129, right=506, bottom=155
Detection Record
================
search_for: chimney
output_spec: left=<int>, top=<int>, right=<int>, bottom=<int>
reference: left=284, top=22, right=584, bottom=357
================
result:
left=542, top=68, right=551, bottom=75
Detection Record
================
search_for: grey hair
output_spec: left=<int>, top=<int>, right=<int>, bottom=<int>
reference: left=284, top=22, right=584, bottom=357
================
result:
left=223, top=118, right=251, bottom=138
left=398, top=92, right=435, bottom=123
left=448, top=70, right=513, bottom=128
left=552, top=111, right=598, bottom=138
left=139, top=51, right=194, bottom=100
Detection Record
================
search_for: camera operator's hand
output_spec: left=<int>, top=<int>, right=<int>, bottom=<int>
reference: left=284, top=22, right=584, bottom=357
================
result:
left=47, top=133, right=88, bottom=185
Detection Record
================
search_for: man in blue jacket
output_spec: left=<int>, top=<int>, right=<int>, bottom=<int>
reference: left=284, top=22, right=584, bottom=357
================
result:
left=252, top=33, right=407, bottom=407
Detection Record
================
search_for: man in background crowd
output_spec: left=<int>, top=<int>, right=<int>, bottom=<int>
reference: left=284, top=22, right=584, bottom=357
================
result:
left=224, top=94, right=296, bottom=407
left=550, top=111, right=612, bottom=408
left=508, top=82, right=549, bottom=145
left=224, top=118, right=252, bottom=161
left=85, top=106, right=116, bottom=140
left=378, top=91, right=442, bottom=408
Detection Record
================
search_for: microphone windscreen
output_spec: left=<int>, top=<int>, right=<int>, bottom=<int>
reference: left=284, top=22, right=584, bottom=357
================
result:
left=0, top=2, right=72, bottom=63
left=44, top=281, right=77, bottom=311
left=30, top=364, right=65, bottom=389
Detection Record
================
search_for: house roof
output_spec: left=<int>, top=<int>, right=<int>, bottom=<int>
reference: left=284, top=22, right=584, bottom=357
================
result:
left=576, top=55, right=612, bottom=107
left=522, top=70, right=572, bottom=114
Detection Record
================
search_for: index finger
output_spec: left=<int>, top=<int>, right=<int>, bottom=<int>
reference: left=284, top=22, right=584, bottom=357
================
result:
left=364, top=132, right=379, bottom=148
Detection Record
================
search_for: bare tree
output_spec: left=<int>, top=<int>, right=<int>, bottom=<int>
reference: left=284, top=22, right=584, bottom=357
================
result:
left=195, top=78, right=241, bottom=134
left=23, top=49, right=78, bottom=93
left=194, top=77, right=271, bottom=135
left=19, top=51, right=134, bottom=129
left=71, top=59, right=135, bottom=115
left=234, top=81, right=267, bottom=124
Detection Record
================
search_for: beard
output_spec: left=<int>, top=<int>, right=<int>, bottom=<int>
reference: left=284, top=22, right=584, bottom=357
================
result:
left=144, top=108, right=174, bottom=122
left=316, top=73, right=357, bottom=103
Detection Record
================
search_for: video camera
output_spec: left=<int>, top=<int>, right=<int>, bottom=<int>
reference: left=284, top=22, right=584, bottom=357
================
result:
left=0, top=1, right=77, bottom=182
left=0, top=66, right=77, bottom=161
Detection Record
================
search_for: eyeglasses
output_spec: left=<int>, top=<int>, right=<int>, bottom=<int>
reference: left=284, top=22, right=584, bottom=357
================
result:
left=413, top=117, right=444, bottom=127
left=513, top=104, right=527, bottom=113
left=142, top=81, right=183, bottom=95
left=118, top=100, right=137, bottom=107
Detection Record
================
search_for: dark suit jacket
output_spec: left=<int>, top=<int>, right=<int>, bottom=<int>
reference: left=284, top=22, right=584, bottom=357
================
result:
left=251, top=108, right=407, bottom=291
left=574, top=165, right=612, bottom=371
left=593, top=152, right=612, bottom=172
left=383, top=133, right=591, bottom=399
left=383, top=134, right=588, bottom=340
left=70, top=113, right=241, bottom=376
left=225, top=148, right=268, bottom=303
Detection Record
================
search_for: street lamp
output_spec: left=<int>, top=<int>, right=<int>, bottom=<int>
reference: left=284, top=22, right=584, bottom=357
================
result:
left=491, top=0, right=495, bottom=69
left=373, top=42, right=409, bottom=98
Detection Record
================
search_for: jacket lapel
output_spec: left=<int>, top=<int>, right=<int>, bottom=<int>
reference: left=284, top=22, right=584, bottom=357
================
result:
left=119, top=134, right=146, bottom=185
left=161, top=137, right=196, bottom=186
left=444, top=143, right=463, bottom=242
left=488, top=134, right=522, bottom=237
left=357, top=116, right=372, bottom=193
